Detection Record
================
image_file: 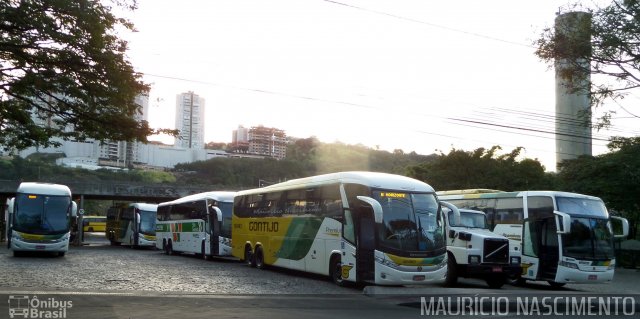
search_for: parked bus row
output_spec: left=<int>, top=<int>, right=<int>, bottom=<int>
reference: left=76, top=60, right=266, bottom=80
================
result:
left=4, top=174, right=630, bottom=289
left=151, top=171, right=630, bottom=288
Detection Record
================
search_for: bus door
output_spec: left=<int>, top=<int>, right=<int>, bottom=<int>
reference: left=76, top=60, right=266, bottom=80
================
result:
left=207, top=206, right=222, bottom=256
left=537, top=217, right=560, bottom=280
left=521, top=218, right=540, bottom=280
left=355, top=203, right=376, bottom=282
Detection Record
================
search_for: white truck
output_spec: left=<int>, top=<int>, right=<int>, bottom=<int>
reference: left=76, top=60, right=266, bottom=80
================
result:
left=441, top=202, right=521, bottom=288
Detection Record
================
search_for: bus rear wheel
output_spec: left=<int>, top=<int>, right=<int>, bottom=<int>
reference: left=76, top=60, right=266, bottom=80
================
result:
left=166, top=241, right=174, bottom=255
left=244, top=246, right=256, bottom=267
left=255, top=246, right=266, bottom=269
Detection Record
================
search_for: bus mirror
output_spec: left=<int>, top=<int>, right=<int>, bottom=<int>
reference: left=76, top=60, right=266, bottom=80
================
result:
left=440, top=201, right=460, bottom=227
left=610, top=216, right=629, bottom=239
left=356, top=196, right=383, bottom=224
left=72, top=203, right=79, bottom=218
left=554, top=211, right=571, bottom=234
left=211, top=206, right=223, bottom=222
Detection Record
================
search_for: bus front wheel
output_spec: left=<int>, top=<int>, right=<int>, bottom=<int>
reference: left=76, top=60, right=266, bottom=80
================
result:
left=443, top=254, right=458, bottom=287
left=330, top=256, right=347, bottom=287
left=255, top=246, right=266, bottom=269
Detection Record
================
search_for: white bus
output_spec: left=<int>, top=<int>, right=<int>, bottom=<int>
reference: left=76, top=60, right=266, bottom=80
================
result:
left=6, top=182, right=77, bottom=257
left=156, top=191, right=235, bottom=258
left=106, top=203, right=158, bottom=248
left=232, top=171, right=453, bottom=286
left=438, top=190, right=629, bottom=287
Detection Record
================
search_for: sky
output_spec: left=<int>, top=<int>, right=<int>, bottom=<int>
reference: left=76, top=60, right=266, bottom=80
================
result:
left=120, top=0, right=640, bottom=172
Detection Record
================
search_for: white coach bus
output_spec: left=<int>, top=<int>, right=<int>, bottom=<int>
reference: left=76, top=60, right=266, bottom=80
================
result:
left=156, top=191, right=235, bottom=258
left=232, top=171, right=454, bottom=286
left=439, top=190, right=629, bottom=287
left=6, top=182, right=77, bottom=257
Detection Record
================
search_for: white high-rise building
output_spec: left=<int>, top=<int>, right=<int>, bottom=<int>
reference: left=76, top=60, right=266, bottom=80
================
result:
left=175, top=92, right=205, bottom=149
left=97, top=94, right=150, bottom=167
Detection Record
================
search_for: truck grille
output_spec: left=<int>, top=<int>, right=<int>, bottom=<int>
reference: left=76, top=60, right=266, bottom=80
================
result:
left=483, top=238, right=509, bottom=263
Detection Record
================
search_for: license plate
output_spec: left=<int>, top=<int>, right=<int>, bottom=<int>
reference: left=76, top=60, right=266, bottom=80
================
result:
left=413, top=275, right=426, bottom=281
left=35, top=245, right=45, bottom=250
left=492, top=266, right=502, bottom=272
left=588, top=275, right=597, bottom=280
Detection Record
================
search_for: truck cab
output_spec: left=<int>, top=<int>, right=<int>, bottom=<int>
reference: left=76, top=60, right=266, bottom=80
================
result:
left=443, top=207, right=521, bottom=288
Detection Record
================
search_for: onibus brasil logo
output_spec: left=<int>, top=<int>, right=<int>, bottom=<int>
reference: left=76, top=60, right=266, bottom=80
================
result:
left=8, top=295, right=73, bottom=319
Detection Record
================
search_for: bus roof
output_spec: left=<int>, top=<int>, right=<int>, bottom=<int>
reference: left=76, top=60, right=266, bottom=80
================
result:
left=159, top=191, right=236, bottom=207
left=436, top=189, right=504, bottom=196
left=439, top=190, right=602, bottom=201
left=129, top=203, right=158, bottom=212
left=17, top=182, right=71, bottom=196
left=237, top=171, right=435, bottom=196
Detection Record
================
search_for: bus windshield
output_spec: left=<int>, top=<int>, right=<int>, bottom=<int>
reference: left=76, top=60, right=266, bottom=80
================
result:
left=563, top=217, right=614, bottom=260
left=373, top=191, right=444, bottom=253
left=556, top=197, right=609, bottom=218
left=13, top=193, right=71, bottom=235
left=139, top=210, right=157, bottom=235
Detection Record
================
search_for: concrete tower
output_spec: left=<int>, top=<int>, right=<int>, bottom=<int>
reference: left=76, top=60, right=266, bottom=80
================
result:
left=555, top=12, right=592, bottom=169
left=175, top=91, right=205, bottom=149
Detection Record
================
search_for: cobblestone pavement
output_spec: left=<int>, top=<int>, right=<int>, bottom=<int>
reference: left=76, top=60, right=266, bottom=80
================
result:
left=0, top=233, right=353, bottom=294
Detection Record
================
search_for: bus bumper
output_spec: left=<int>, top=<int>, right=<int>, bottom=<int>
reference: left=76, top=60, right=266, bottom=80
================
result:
left=374, top=263, right=447, bottom=285
left=555, top=266, right=614, bottom=284
left=10, top=237, right=69, bottom=252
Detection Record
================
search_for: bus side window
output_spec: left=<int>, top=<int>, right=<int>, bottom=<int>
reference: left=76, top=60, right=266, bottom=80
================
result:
left=527, top=196, right=554, bottom=218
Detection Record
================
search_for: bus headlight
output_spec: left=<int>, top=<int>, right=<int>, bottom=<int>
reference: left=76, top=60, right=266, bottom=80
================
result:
left=468, top=255, right=480, bottom=264
left=559, top=261, right=579, bottom=269
left=375, top=255, right=400, bottom=270
left=607, top=261, right=615, bottom=270
left=510, top=256, right=521, bottom=265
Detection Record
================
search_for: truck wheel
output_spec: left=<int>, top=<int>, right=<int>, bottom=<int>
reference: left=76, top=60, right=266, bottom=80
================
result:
left=486, top=276, right=505, bottom=289
left=443, top=255, right=458, bottom=287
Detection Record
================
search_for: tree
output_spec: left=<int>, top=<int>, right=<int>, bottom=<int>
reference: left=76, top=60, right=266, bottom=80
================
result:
left=406, top=146, right=553, bottom=191
left=535, top=1, right=640, bottom=126
left=0, top=0, right=175, bottom=151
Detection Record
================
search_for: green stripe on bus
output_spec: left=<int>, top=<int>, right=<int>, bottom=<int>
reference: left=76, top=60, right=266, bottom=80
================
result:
left=276, top=217, right=323, bottom=261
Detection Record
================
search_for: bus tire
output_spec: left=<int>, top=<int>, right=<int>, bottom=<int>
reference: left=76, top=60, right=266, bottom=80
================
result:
left=443, top=254, right=458, bottom=287
left=245, top=245, right=256, bottom=267
left=167, top=241, right=174, bottom=255
left=255, top=246, right=266, bottom=269
left=201, top=242, right=210, bottom=260
left=58, top=252, right=66, bottom=257
left=13, top=251, right=23, bottom=257
left=330, top=255, right=347, bottom=287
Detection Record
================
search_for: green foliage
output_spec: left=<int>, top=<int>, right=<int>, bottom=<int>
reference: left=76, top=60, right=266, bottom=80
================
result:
left=535, top=1, right=640, bottom=125
left=175, top=140, right=435, bottom=188
left=0, top=0, right=176, bottom=151
left=406, top=146, right=553, bottom=191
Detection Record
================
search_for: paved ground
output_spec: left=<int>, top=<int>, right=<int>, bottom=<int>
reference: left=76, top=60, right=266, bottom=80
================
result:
left=0, top=233, right=348, bottom=294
